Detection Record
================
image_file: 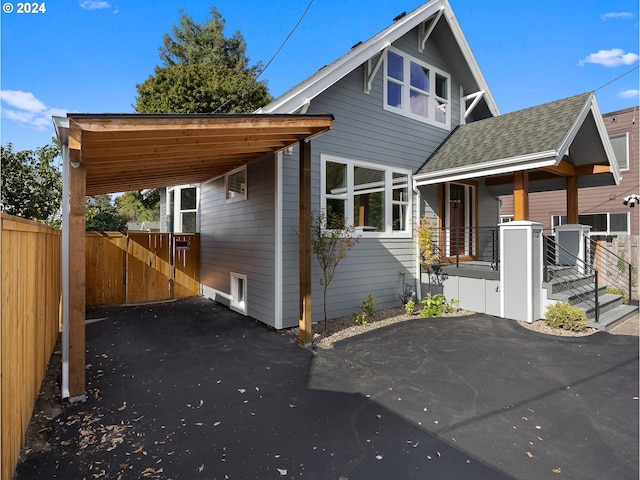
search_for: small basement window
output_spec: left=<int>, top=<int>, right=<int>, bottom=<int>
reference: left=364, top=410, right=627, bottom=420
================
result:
left=230, top=272, right=247, bottom=315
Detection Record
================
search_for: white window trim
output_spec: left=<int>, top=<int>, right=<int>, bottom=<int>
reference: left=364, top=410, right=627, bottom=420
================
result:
left=225, top=165, right=248, bottom=204
left=383, top=47, right=451, bottom=130
left=320, top=153, right=412, bottom=238
left=609, top=132, right=629, bottom=172
left=552, top=212, right=630, bottom=235
left=167, top=185, right=200, bottom=233
left=230, top=272, right=247, bottom=315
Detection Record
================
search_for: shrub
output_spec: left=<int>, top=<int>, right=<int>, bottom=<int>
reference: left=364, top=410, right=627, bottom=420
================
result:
left=606, top=286, right=628, bottom=304
left=420, top=293, right=456, bottom=318
left=352, top=294, right=377, bottom=326
left=544, top=302, right=587, bottom=332
left=404, top=299, right=416, bottom=315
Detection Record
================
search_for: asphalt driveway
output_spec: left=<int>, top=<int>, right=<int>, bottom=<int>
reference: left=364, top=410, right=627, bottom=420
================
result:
left=16, top=297, right=638, bottom=480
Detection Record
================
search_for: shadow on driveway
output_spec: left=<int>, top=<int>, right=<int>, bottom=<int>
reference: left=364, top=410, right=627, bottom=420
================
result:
left=16, top=297, right=638, bottom=479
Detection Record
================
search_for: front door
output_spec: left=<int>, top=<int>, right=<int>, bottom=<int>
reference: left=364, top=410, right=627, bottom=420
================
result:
left=444, top=182, right=476, bottom=258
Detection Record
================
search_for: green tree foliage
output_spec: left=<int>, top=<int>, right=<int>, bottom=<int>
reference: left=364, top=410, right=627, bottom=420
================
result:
left=86, top=195, right=128, bottom=233
left=135, top=6, right=272, bottom=114
left=311, top=209, right=361, bottom=328
left=1, top=142, right=62, bottom=225
left=115, top=190, right=160, bottom=222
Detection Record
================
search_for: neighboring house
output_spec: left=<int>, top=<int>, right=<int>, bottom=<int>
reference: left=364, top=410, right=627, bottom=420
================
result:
left=162, top=0, right=633, bottom=329
left=499, top=106, right=639, bottom=236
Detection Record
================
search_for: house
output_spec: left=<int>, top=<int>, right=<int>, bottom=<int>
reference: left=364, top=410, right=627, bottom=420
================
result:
left=499, top=105, right=639, bottom=237
left=160, top=0, right=634, bottom=330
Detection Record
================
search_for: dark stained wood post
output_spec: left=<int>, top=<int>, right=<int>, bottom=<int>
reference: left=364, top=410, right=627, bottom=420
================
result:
left=69, top=149, right=86, bottom=400
left=299, top=140, right=312, bottom=346
left=513, top=171, right=529, bottom=221
left=566, top=175, right=579, bottom=224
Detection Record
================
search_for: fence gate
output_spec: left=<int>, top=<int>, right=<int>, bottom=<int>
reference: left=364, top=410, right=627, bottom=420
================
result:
left=86, top=232, right=200, bottom=307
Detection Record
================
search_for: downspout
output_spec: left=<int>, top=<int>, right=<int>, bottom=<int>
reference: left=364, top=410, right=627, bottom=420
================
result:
left=54, top=117, right=71, bottom=399
left=413, top=178, right=422, bottom=302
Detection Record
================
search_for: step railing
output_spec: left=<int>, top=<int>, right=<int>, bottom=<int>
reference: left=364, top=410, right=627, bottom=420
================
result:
left=585, top=236, right=636, bottom=305
left=431, top=226, right=499, bottom=270
left=543, top=235, right=599, bottom=322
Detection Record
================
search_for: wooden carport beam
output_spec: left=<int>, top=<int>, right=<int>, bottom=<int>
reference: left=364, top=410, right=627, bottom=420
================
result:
left=513, top=171, right=529, bottom=220
left=68, top=148, right=87, bottom=400
left=299, top=139, right=312, bottom=347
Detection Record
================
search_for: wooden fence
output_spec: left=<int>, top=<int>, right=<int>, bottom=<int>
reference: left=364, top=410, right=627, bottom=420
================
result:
left=1, top=214, right=61, bottom=480
left=86, top=232, right=200, bottom=306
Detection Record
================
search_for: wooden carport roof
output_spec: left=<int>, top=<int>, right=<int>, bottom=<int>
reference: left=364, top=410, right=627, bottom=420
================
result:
left=62, top=113, right=334, bottom=196
left=54, top=113, right=333, bottom=401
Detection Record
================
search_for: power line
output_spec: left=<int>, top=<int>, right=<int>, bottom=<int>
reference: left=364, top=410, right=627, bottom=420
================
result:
left=594, top=65, right=639, bottom=92
left=213, top=0, right=315, bottom=113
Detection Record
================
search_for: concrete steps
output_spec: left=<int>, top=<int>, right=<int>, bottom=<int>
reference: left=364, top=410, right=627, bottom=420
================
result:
left=543, top=266, right=638, bottom=332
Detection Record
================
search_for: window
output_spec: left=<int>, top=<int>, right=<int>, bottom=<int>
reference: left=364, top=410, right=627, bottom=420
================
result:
left=500, top=215, right=514, bottom=223
left=384, top=48, right=450, bottom=128
left=321, top=155, right=411, bottom=236
left=167, top=185, right=199, bottom=233
left=225, top=166, right=247, bottom=202
left=230, top=272, right=247, bottom=315
left=553, top=212, right=629, bottom=235
left=609, top=133, right=629, bottom=171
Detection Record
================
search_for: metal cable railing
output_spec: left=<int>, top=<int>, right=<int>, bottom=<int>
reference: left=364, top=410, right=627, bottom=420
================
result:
left=543, top=235, right=599, bottom=322
left=585, top=236, right=636, bottom=305
left=431, top=226, right=499, bottom=270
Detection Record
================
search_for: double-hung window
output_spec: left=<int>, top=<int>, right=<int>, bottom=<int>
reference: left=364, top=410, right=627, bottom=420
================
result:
left=384, top=48, right=450, bottom=129
left=322, top=154, right=411, bottom=237
left=167, top=185, right=199, bottom=233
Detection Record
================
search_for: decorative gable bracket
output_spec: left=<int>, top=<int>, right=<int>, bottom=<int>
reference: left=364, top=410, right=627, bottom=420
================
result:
left=463, top=90, right=486, bottom=120
left=418, top=8, right=444, bottom=53
left=364, top=43, right=390, bottom=94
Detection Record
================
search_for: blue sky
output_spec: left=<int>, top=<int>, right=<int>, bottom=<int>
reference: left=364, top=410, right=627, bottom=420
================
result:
left=1, top=0, right=639, bottom=152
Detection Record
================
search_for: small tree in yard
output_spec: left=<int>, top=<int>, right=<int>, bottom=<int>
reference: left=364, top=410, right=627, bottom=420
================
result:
left=416, top=215, right=438, bottom=294
left=311, top=209, right=360, bottom=330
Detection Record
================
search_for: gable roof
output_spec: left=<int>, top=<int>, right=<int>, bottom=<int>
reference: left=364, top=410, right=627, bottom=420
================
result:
left=414, top=92, right=621, bottom=190
left=258, top=0, right=498, bottom=117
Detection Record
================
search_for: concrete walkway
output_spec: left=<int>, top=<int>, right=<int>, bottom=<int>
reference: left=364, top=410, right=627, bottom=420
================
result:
left=16, top=298, right=638, bottom=479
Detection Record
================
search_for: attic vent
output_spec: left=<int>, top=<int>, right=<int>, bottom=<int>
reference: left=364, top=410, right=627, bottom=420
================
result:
left=393, top=12, right=406, bottom=22
left=351, top=41, right=362, bottom=49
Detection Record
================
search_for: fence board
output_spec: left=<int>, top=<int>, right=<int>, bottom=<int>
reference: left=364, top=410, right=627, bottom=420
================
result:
left=86, top=232, right=199, bottom=307
left=1, top=214, right=61, bottom=480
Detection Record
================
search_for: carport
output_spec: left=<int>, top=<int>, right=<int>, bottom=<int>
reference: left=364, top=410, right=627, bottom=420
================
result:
left=53, top=113, right=333, bottom=401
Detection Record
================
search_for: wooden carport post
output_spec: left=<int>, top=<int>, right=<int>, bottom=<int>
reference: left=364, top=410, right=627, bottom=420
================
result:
left=67, top=148, right=87, bottom=401
left=299, top=139, right=312, bottom=346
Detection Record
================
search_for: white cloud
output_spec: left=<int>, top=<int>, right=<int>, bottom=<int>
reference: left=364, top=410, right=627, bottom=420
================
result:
left=601, top=12, right=633, bottom=20
left=578, top=49, right=640, bottom=67
left=619, top=89, right=640, bottom=99
left=1, top=90, right=67, bottom=131
left=79, top=1, right=112, bottom=10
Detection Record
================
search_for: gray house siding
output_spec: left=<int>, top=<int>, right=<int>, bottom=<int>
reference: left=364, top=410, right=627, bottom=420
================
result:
left=200, top=155, right=277, bottom=327
left=279, top=28, right=466, bottom=326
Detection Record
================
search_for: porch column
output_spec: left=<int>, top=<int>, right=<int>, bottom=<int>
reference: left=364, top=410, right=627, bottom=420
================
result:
left=513, top=171, right=529, bottom=220
left=299, top=140, right=312, bottom=347
left=566, top=175, right=579, bottom=224
left=500, top=221, right=544, bottom=323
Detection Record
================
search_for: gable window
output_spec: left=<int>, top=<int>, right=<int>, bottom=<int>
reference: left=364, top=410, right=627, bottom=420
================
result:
left=322, top=154, right=411, bottom=237
left=384, top=48, right=450, bottom=129
left=609, top=132, right=629, bottom=171
left=553, top=212, right=629, bottom=235
left=167, top=185, right=199, bottom=233
left=225, top=166, right=247, bottom=203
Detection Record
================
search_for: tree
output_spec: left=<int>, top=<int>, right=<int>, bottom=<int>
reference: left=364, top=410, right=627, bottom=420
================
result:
left=86, top=195, right=128, bottom=233
left=311, top=209, right=360, bottom=329
left=416, top=215, right=439, bottom=295
left=1, top=142, right=62, bottom=225
left=135, top=6, right=272, bottom=114
left=115, top=190, right=160, bottom=222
